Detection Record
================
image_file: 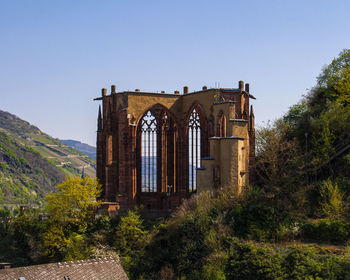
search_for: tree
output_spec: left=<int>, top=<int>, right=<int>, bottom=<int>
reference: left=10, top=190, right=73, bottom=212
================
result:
left=311, top=120, right=335, bottom=163
left=319, top=179, right=344, bottom=220
left=114, top=210, right=147, bottom=256
left=42, top=177, right=101, bottom=261
left=255, top=119, right=305, bottom=195
left=45, top=176, right=101, bottom=228
left=334, top=66, right=350, bottom=105
left=317, top=49, right=350, bottom=105
left=114, top=210, right=148, bottom=277
left=318, top=49, right=350, bottom=88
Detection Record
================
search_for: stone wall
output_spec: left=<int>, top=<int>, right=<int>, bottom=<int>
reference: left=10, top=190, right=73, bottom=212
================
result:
left=95, top=82, right=256, bottom=212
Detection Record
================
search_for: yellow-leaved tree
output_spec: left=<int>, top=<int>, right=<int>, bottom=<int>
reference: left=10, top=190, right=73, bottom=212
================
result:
left=43, top=177, right=102, bottom=260
left=45, top=176, right=102, bottom=226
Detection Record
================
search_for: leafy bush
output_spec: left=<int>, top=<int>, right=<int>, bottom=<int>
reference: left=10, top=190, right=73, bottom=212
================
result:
left=283, top=247, right=350, bottom=280
left=226, top=241, right=285, bottom=280
left=226, top=195, right=293, bottom=242
left=301, top=219, right=350, bottom=244
left=0, top=162, right=7, bottom=171
left=226, top=242, right=350, bottom=280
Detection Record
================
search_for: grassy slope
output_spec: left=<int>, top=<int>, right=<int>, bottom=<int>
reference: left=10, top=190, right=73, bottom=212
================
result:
left=0, top=110, right=96, bottom=206
left=60, top=139, right=96, bottom=159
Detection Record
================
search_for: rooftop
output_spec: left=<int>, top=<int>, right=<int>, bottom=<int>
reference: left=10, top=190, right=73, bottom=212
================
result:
left=0, top=257, right=128, bottom=280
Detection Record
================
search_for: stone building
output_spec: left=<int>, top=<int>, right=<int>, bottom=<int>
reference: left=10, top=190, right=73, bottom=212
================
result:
left=95, top=81, right=255, bottom=213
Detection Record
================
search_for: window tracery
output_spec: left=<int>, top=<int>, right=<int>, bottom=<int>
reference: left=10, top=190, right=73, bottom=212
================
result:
left=188, top=108, right=201, bottom=192
left=140, top=111, right=157, bottom=192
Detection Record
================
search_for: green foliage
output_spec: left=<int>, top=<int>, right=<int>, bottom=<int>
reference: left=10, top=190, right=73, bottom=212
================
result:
left=277, top=49, right=350, bottom=183
left=0, top=110, right=96, bottom=206
left=301, top=220, right=350, bottom=244
left=41, top=223, right=67, bottom=259
left=63, top=232, right=92, bottom=261
left=0, top=208, right=11, bottom=237
left=113, top=211, right=148, bottom=276
left=1, top=213, right=45, bottom=264
left=114, top=211, right=147, bottom=256
left=40, top=177, right=102, bottom=261
left=312, top=120, right=336, bottom=163
left=319, top=179, right=344, bottom=219
left=255, top=120, right=306, bottom=203
left=283, top=247, right=325, bottom=279
left=0, top=130, right=66, bottom=205
left=226, top=241, right=285, bottom=280
left=226, top=242, right=350, bottom=280
left=227, top=203, right=292, bottom=242
left=334, top=66, right=350, bottom=105
left=318, top=49, right=350, bottom=105
left=283, top=100, right=307, bottom=130
left=45, top=176, right=101, bottom=228
left=0, top=162, right=7, bottom=171
left=2, top=48, right=350, bottom=278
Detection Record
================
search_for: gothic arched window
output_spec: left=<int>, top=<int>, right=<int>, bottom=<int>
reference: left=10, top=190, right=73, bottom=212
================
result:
left=140, top=111, right=157, bottom=192
left=188, top=108, right=201, bottom=192
left=217, top=112, right=226, bottom=137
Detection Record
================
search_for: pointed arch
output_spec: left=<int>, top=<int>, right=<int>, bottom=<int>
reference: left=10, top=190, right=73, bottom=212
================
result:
left=185, top=102, right=207, bottom=137
left=136, top=103, right=180, bottom=132
left=136, top=104, right=179, bottom=194
left=185, top=102, right=208, bottom=192
left=216, top=110, right=226, bottom=137
left=138, top=110, right=158, bottom=192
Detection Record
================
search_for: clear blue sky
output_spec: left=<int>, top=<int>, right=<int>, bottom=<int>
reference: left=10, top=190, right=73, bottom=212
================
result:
left=1, top=0, right=349, bottom=146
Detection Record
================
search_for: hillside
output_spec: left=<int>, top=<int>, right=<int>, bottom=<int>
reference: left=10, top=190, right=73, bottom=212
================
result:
left=0, top=110, right=96, bottom=206
left=60, top=139, right=96, bottom=159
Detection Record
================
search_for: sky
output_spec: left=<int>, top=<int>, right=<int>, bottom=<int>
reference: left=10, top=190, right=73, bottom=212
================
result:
left=1, top=0, right=349, bottom=146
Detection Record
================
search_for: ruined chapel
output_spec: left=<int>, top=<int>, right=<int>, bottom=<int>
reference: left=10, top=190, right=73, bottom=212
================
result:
left=95, top=81, right=256, bottom=213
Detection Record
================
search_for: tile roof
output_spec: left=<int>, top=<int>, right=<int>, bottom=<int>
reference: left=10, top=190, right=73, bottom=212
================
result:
left=0, top=257, right=128, bottom=280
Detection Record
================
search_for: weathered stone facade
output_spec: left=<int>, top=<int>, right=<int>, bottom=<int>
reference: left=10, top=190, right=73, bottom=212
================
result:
left=95, top=81, right=255, bottom=213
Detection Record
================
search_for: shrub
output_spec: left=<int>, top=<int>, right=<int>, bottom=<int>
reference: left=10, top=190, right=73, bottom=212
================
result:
left=226, top=202, right=292, bottom=242
left=226, top=242, right=350, bottom=280
left=301, top=219, right=350, bottom=244
left=0, top=162, right=7, bottom=171
left=226, top=241, right=285, bottom=280
left=283, top=247, right=350, bottom=280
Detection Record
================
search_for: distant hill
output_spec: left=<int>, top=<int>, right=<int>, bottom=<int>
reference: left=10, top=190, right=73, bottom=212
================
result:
left=0, top=110, right=96, bottom=206
left=60, top=139, right=96, bottom=159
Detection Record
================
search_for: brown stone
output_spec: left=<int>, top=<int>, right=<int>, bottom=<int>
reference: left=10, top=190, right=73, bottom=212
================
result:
left=95, top=83, right=256, bottom=212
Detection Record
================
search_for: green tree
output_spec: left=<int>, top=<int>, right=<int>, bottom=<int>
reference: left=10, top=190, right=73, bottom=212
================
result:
left=114, top=210, right=147, bottom=256
left=42, top=177, right=101, bottom=261
left=42, top=223, right=67, bottom=259
left=319, top=179, right=344, bottom=220
left=334, top=66, right=350, bottom=105
left=114, top=210, right=148, bottom=277
left=45, top=176, right=101, bottom=228
left=311, top=120, right=335, bottom=163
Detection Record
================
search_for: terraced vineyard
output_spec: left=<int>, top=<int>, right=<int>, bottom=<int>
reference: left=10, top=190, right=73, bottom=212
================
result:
left=0, top=110, right=96, bottom=206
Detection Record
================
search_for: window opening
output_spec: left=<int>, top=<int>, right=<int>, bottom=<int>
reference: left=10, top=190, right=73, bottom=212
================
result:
left=141, top=111, right=157, bottom=192
left=188, top=108, right=201, bottom=192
